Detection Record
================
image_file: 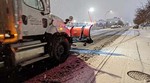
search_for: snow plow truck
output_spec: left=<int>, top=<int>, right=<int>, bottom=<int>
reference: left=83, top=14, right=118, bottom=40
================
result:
left=0, top=0, right=93, bottom=69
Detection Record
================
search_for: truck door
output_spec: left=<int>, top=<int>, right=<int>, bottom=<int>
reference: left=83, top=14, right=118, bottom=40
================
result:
left=22, top=0, right=49, bottom=37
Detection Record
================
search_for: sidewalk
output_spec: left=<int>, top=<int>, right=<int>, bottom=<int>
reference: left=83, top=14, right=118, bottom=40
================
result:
left=90, top=29, right=150, bottom=83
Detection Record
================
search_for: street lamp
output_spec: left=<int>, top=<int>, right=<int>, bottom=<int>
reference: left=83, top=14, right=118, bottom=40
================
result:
left=105, top=10, right=113, bottom=20
left=105, top=10, right=113, bottom=28
left=88, top=7, right=94, bottom=22
left=73, top=20, right=76, bottom=23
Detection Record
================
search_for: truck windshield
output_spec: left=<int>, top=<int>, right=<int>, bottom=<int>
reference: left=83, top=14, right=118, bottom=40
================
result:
left=24, top=0, right=44, bottom=11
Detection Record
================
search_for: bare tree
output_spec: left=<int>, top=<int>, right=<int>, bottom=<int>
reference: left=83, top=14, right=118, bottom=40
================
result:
left=134, top=1, right=150, bottom=25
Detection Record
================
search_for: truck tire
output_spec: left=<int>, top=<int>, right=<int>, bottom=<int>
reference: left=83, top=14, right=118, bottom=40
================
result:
left=52, top=36, right=70, bottom=63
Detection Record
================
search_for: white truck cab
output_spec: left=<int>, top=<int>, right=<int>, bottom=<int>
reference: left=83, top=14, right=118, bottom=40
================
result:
left=0, top=0, right=93, bottom=70
left=0, top=0, right=72, bottom=69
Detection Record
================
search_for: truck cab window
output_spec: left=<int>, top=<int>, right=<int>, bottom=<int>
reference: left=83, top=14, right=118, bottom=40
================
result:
left=24, top=0, right=44, bottom=11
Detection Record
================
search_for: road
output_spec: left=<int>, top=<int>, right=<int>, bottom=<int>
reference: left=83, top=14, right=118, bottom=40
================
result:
left=1, top=27, right=150, bottom=83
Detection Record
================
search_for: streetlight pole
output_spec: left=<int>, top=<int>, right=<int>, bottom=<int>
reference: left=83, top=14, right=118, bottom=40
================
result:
left=88, top=7, right=94, bottom=23
left=105, top=10, right=113, bottom=28
left=105, top=10, right=113, bottom=20
left=88, top=11, right=93, bottom=22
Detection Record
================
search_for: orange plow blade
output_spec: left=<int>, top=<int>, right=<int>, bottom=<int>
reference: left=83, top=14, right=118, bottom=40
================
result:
left=68, top=24, right=93, bottom=44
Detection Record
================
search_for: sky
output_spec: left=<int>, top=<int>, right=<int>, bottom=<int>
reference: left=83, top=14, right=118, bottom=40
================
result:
left=50, top=0, right=148, bottom=24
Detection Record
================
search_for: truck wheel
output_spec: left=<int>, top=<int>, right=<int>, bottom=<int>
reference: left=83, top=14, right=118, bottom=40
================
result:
left=52, top=36, right=70, bottom=63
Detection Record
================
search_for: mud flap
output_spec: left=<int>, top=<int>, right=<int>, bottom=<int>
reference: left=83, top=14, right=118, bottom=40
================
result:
left=70, top=25, right=93, bottom=44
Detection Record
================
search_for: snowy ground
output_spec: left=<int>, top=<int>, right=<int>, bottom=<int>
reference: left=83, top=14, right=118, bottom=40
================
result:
left=1, top=27, right=150, bottom=83
left=27, top=28, right=150, bottom=83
